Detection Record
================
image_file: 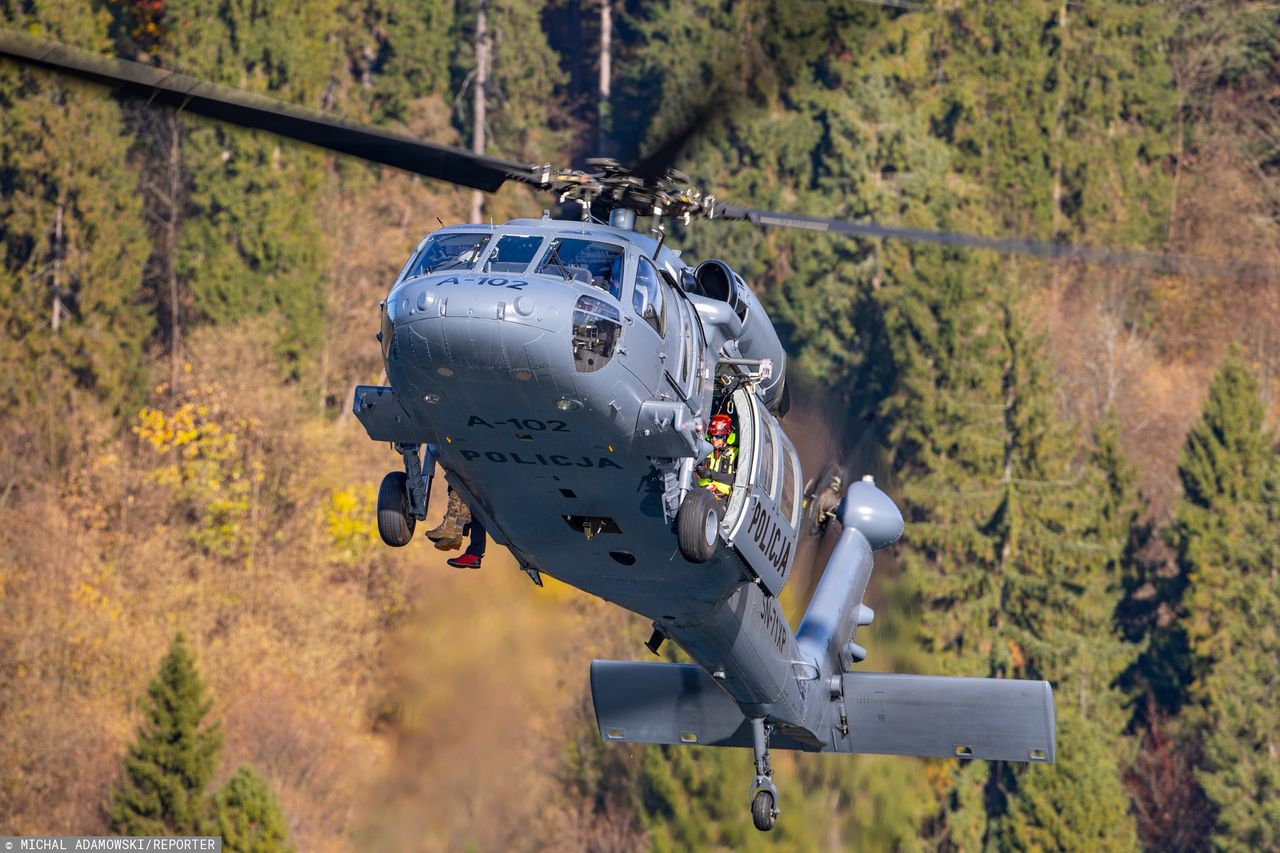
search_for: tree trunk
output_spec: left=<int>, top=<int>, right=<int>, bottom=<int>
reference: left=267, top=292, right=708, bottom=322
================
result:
left=471, top=0, right=489, bottom=224
left=51, top=201, right=64, bottom=333
left=598, top=0, right=612, bottom=156
left=165, top=113, right=182, bottom=398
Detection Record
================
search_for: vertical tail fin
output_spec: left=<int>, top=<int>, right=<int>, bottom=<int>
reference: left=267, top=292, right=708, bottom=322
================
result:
left=794, top=477, right=901, bottom=679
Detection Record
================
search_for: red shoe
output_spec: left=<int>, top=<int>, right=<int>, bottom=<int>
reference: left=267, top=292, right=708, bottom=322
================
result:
left=447, top=553, right=482, bottom=570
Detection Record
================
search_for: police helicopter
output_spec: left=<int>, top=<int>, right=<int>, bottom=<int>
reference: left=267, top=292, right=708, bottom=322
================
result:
left=1, top=31, right=1069, bottom=832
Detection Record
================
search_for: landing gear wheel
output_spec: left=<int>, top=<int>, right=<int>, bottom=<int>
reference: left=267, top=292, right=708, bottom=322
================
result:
left=751, top=790, right=776, bottom=832
left=377, top=471, right=416, bottom=547
left=676, top=487, right=721, bottom=563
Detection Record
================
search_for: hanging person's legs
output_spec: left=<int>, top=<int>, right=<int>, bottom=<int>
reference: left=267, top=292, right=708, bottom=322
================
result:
left=447, top=517, right=486, bottom=570
left=426, top=486, right=470, bottom=551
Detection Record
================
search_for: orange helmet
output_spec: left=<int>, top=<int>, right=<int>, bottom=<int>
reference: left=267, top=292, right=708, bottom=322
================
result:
left=708, top=414, right=733, bottom=438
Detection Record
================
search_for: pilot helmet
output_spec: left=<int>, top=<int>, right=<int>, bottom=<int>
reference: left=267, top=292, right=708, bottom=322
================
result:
left=708, top=414, right=733, bottom=438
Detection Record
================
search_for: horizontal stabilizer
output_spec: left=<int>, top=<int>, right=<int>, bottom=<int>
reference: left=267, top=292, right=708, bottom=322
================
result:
left=590, top=661, right=818, bottom=750
left=591, top=661, right=1056, bottom=764
left=835, top=672, right=1056, bottom=763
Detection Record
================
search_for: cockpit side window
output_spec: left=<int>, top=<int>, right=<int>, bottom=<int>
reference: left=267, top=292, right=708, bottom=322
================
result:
left=633, top=257, right=666, bottom=337
left=537, top=238, right=625, bottom=300
left=484, top=235, right=544, bottom=273
left=403, top=232, right=490, bottom=279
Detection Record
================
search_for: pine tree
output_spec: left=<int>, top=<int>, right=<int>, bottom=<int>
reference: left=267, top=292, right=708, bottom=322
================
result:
left=0, top=1, right=151, bottom=421
left=152, top=0, right=344, bottom=381
left=337, top=0, right=456, bottom=125
left=885, top=277, right=1139, bottom=848
left=110, top=633, right=222, bottom=835
left=208, top=765, right=293, bottom=853
left=451, top=0, right=570, bottom=165
left=1171, top=347, right=1280, bottom=849
left=939, top=1, right=1175, bottom=247
left=999, top=708, right=1138, bottom=851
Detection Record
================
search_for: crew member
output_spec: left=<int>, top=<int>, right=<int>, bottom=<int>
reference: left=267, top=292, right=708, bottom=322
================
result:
left=446, top=513, right=486, bottom=570
left=695, top=413, right=737, bottom=500
left=426, top=485, right=486, bottom=569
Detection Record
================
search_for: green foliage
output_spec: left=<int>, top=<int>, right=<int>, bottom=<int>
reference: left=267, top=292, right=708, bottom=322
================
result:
left=1170, top=347, right=1280, bottom=849
left=884, top=276, right=1139, bottom=844
left=1000, top=709, right=1139, bottom=851
left=337, top=0, right=456, bottom=124
left=451, top=0, right=571, bottom=163
left=110, top=633, right=223, bottom=835
left=208, top=764, right=293, bottom=853
left=0, top=1, right=151, bottom=417
left=941, top=1, right=1175, bottom=247
left=154, top=0, right=344, bottom=381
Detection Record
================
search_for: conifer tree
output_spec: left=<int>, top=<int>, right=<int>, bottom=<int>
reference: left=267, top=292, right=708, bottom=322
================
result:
left=0, top=1, right=151, bottom=418
left=999, top=709, right=1138, bottom=851
left=338, top=0, right=456, bottom=125
left=884, top=277, right=1138, bottom=848
left=153, top=0, right=344, bottom=380
left=110, top=633, right=222, bottom=835
left=1171, top=347, right=1280, bottom=848
left=940, top=1, right=1175, bottom=247
left=208, top=765, right=293, bottom=853
left=451, top=0, right=570, bottom=165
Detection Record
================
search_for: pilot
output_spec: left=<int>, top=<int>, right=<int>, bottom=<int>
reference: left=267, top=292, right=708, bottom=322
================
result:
left=695, top=413, right=737, bottom=500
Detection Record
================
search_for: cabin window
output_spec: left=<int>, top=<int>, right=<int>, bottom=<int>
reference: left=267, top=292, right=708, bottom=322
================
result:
left=403, top=232, right=490, bottom=279
left=571, top=294, right=622, bottom=373
left=536, top=238, right=625, bottom=299
left=779, top=435, right=800, bottom=527
left=484, top=235, right=543, bottom=273
left=633, top=257, right=666, bottom=337
left=757, top=416, right=778, bottom=500
left=680, top=307, right=695, bottom=388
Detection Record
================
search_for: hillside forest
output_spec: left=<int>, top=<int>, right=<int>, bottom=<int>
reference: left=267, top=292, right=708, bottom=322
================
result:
left=1, top=0, right=1278, bottom=850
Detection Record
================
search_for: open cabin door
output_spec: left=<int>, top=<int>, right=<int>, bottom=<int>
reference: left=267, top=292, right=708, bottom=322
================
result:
left=723, top=389, right=799, bottom=597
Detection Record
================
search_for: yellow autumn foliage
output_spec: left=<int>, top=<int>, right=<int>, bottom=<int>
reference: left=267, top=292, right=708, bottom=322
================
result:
left=134, top=390, right=266, bottom=558
left=322, top=485, right=380, bottom=564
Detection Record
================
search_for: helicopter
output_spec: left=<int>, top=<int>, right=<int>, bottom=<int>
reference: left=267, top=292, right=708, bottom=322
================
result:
left=0, top=31, right=1065, bottom=832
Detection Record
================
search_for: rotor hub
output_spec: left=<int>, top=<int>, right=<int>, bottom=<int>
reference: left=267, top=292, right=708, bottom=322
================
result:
left=535, top=160, right=717, bottom=224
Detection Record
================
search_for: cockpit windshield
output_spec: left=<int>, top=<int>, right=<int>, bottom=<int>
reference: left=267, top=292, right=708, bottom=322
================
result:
left=483, top=235, right=544, bottom=273
left=536, top=238, right=625, bottom=300
left=403, top=232, right=490, bottom=279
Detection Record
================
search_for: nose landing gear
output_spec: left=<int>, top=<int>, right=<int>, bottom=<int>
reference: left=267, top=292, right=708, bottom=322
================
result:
left=376, top=443, right=434, bottom=547
left=749, top=717, right=779, bottom=832
left=377, top=470, right=416, bottom=546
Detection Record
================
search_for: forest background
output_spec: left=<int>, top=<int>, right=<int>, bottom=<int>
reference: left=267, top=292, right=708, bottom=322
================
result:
left=1, top=0, right=1278, bottom=850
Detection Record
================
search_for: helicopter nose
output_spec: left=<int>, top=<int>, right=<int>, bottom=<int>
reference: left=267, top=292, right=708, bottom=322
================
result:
left=384, top=273, right=576, bottom=384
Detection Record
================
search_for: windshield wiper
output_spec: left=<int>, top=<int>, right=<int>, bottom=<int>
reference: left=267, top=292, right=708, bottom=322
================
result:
left=543, top=241, right=572, bottom=283
left=426, top=240, right=487, bottom=274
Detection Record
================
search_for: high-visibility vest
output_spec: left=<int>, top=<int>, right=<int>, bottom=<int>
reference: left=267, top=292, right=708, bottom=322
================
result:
left=697, top=444, right=738, bottom=496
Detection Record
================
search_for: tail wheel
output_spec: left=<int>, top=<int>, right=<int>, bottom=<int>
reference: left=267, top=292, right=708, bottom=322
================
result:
left=377, top=471, right=415, bottom=547
left=751, top=790, right=776, bottom=832
left=676, top=487, right=720, bottom=563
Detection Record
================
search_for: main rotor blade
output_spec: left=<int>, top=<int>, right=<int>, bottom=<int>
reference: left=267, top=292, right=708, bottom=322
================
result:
left=0, top=29, right=548, bottom=193
left=714, top=203, right=1268, bottom=281
left=630, top=90, right=729, bottom=183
